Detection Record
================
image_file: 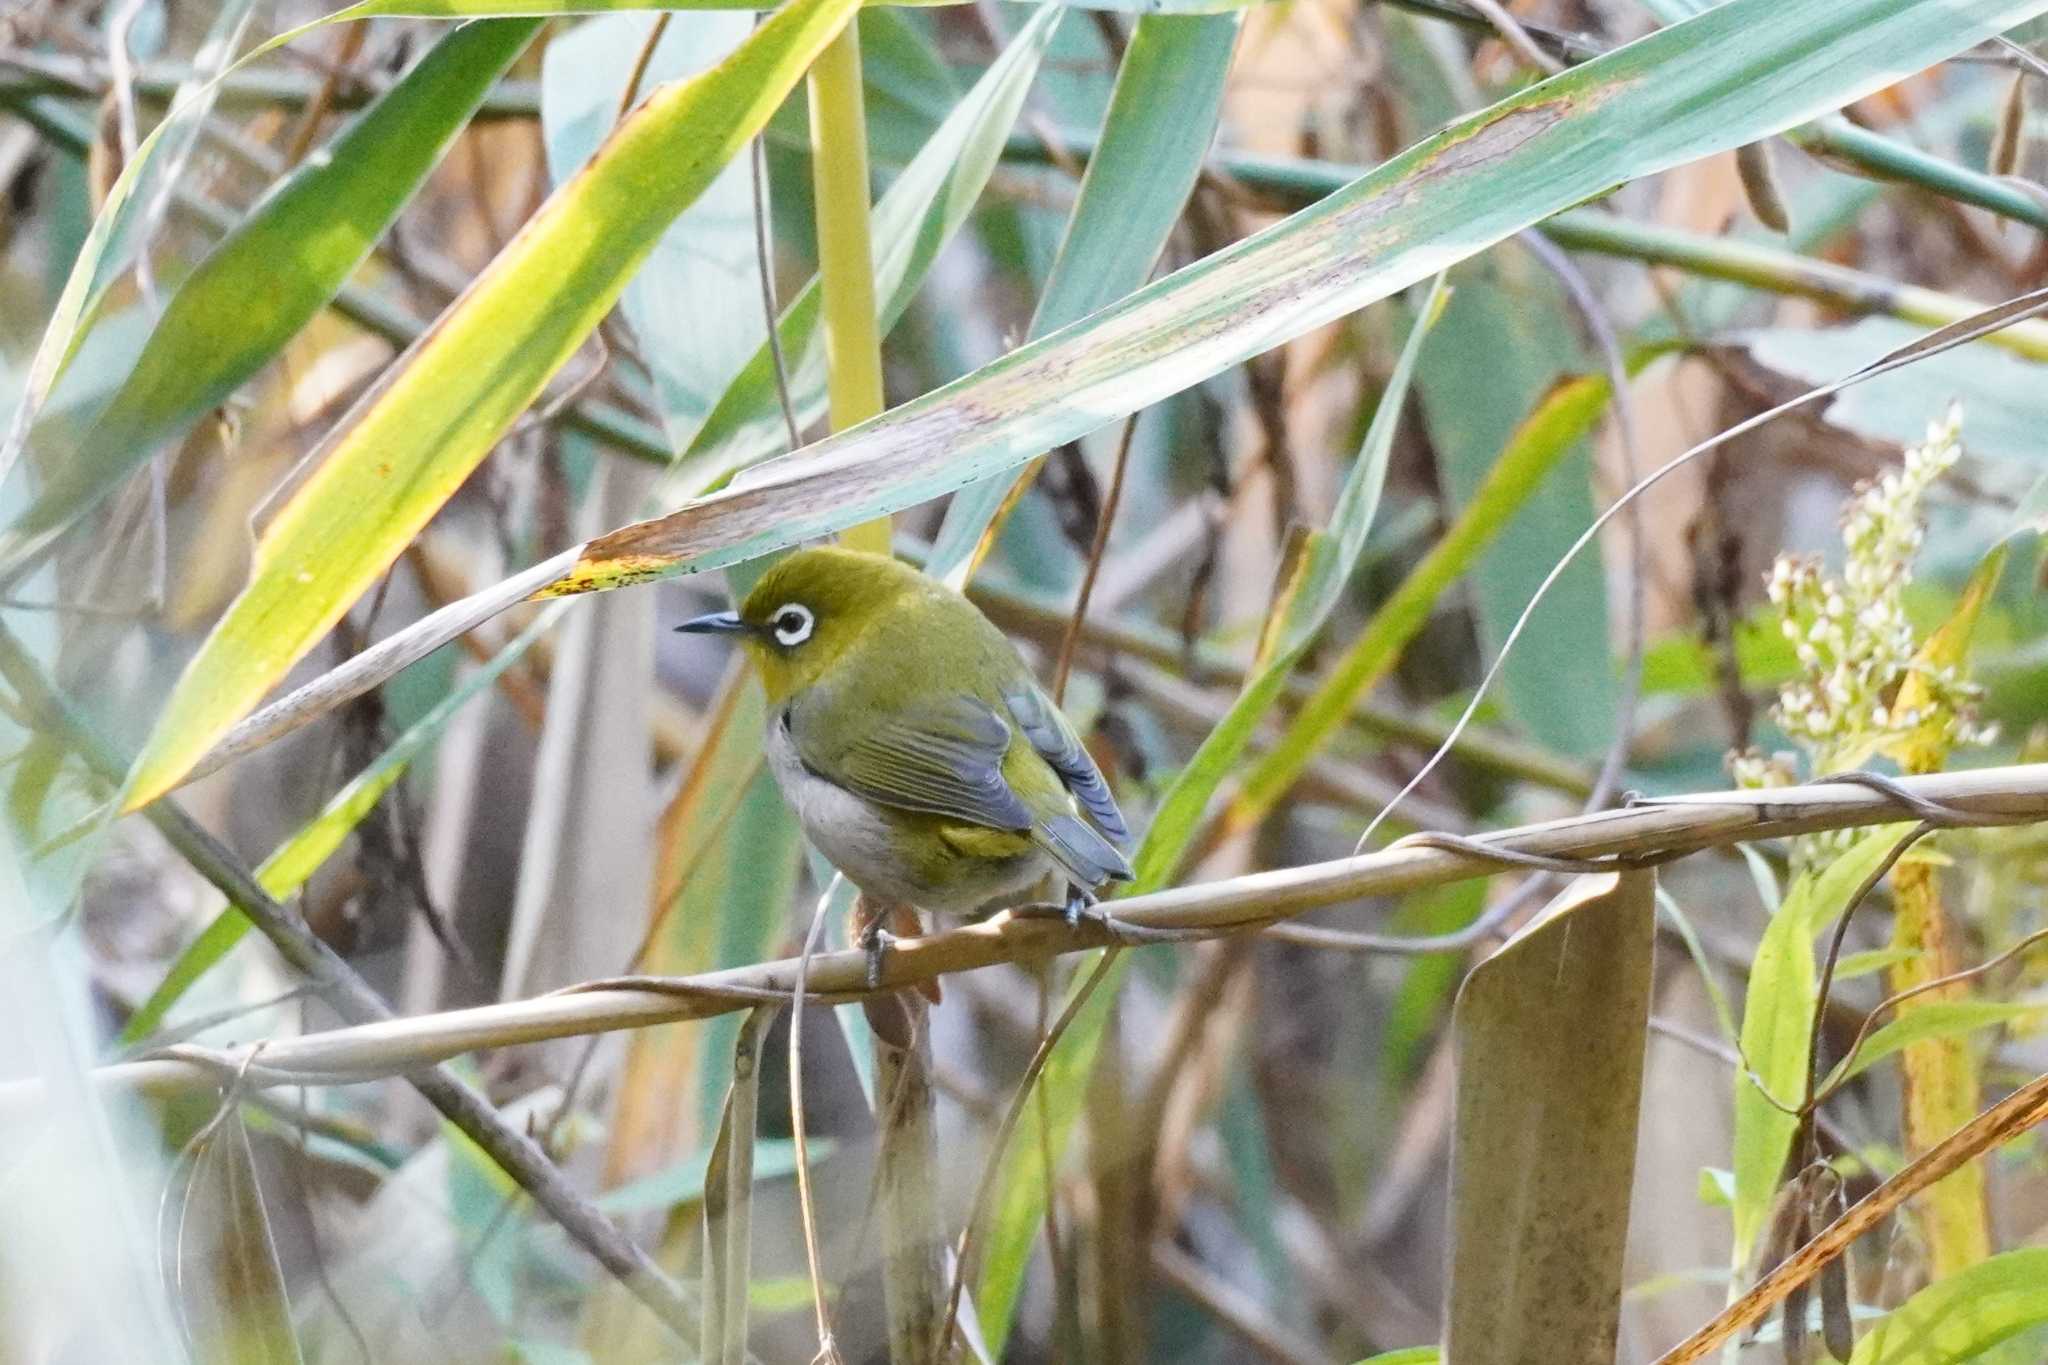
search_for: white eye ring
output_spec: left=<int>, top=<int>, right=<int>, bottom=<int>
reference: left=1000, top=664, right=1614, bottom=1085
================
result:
left=770, top=603, right=815, bottom=646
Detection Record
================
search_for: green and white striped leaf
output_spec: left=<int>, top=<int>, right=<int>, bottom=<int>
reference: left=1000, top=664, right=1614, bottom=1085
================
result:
left=548, top=0, right=2048, bottom=601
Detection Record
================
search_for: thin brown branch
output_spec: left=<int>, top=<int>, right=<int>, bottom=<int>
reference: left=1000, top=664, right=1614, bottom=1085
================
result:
left=1149, top=1240, right=1326, bottom=1365
left=1052, top=412, right=1138, bottom=704
left=35, top=764, right=2048, bottom=1104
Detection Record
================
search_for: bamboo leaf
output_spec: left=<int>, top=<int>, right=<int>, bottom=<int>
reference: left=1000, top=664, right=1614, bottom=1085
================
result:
left=1, top=19, right=542, bottom=566
left=1745, top=319, right=2048, bottom=472
left=1851, top=1247, right=2048, bottom=1364
left=140, top=0, right=2048, bottom=791
left=1415, top=262, right=1614, bottom=758
left=1137, top=275, right=1446, bottom=888
left=1827, top=1000, right=2047, bottom=1091
left=0, top=0, right=262, bottom=485
left=545, top=0, right=2048, bottom=602
left=540, top=12, right=760, bottom=449
left=118, top=0, right=863, bottom=811
left=1445, top=872, right=1655, bottom=1365
left=1228, top=371, right=1610, bottom=829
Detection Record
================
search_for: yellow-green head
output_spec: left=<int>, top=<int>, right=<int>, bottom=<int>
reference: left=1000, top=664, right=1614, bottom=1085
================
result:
left=675, top=546, right=941, bottom=706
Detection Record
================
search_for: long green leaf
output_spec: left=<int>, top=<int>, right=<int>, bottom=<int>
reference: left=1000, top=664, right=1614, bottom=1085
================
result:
left=543, top=0, right=2047, bottom=601
left=1851, top=1247, right=2048, bottom=1364
left=119, top=0, right=862, bottom=812
left=1416, top=262, right=1614, bottom=757
left=927, top=7, right=1243, bottom=579
left=0, top=0, right=261, bottom=485
left=1825, top=999, right=2046, bottom=1091
left=118, top=607, right=562, bottom=1045
left=1728, top=825, right=1916, bottom=1268
left=131, top=0, right=2048, bottom=796
left=1143, top=276, right=1446, bottom=885
left=3, top=24, right=540, bottom=568
left=541, top=12, right=759, bottom=450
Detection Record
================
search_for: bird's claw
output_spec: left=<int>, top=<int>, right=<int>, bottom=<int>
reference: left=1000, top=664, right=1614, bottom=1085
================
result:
left=1010, top=887, right=1105, bottom=930
left=860, top=923, right=896, bottom=989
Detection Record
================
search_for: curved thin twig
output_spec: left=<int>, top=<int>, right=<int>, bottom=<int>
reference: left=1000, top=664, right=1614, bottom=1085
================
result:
left=1355, top=284, right=2048, bottom=853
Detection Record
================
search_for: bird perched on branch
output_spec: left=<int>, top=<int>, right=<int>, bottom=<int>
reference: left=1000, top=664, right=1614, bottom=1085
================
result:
left=677, top=546, right=1132, bottom=986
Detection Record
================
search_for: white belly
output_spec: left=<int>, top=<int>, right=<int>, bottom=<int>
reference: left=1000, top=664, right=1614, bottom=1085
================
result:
left=764, top=713, right=1053, bottom=915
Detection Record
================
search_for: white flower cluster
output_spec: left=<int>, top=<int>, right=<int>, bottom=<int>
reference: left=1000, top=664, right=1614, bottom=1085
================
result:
left=1754, top=408, right=1992, bottom=773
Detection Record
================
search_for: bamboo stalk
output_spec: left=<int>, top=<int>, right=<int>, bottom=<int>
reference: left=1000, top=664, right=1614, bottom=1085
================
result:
left=44, top=764, right=2048, bottom=1105
left=807, top=24, right=891, bottom=555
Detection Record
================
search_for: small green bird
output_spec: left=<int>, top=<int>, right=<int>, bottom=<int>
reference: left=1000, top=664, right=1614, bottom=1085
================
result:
left=677, top=547, right=1132, bottom=962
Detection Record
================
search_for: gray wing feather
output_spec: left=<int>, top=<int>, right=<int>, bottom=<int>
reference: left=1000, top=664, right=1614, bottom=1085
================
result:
left=1004, top=685, right=1129, bottom=844
left=1035, top=813, right=1133, bottom=887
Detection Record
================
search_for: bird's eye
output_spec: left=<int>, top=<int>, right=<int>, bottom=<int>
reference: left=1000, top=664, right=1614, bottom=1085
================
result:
left=770, top=603, right=815, bottom=646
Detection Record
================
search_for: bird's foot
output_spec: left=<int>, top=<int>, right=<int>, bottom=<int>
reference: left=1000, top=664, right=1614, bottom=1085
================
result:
left=852, top=898, right=941, bottom=1003
left=1063, top=884, right=1097, bottom=928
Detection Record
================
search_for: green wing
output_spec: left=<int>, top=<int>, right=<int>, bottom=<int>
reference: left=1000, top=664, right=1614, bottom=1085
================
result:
left=787, top=687, right=1131, bottom=888
left=790, top=692, right=1034, bottom=831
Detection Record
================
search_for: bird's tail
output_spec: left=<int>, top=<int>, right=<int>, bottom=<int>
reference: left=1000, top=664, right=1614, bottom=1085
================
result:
left=1035, top=813, right=1135, bottom=890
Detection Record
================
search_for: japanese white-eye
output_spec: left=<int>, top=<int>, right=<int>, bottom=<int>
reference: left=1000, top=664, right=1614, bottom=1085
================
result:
left=676, top=547, right=1132, bottom=937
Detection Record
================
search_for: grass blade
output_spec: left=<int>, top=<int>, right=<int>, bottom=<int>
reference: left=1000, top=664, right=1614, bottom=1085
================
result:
left=0, top=19, right=542, bottom=566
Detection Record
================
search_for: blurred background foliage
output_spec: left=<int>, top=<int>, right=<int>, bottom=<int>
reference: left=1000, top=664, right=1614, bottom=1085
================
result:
left=4, top=0, right=2048, bottom=1361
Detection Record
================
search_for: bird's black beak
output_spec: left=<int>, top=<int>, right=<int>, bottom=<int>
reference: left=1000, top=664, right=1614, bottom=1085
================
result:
left=675, top=610, right=748, bottom=636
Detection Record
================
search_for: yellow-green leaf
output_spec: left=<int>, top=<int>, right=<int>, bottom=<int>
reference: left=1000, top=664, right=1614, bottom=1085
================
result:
left=1852, top=1247, right=2048, bottom=1364
left=1730, top=824, right=1916, bottom=1267
left=119, top=0, right=862, bottom=811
